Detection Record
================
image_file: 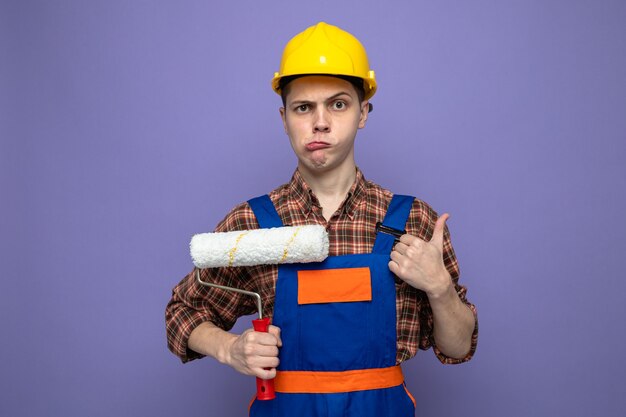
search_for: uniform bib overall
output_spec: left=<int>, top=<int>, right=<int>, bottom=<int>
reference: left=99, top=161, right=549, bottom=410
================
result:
left=248, top=194, right=417, bottom=417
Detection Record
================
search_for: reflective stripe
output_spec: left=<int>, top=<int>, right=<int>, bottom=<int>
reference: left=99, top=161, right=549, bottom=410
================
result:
left=274, top=366, right=403, bottom=394
left=297, top=267, right=372, bottom=304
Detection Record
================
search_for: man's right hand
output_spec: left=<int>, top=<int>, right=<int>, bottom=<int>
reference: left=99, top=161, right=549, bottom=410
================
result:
left=224, top=325, right=282, bottom=380
left=188, top=321, right=282, bottom=379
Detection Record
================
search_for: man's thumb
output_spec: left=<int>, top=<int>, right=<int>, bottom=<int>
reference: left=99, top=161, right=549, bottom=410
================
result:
left=432, top=213, right=450, bottom=248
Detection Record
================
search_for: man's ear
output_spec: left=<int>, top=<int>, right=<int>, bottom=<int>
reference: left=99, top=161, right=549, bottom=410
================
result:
left=279, top=107, right=288, bottom=133
left=358, top=101, right=369, bottom=129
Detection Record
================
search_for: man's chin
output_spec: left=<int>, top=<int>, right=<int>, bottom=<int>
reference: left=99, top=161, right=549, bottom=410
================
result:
left=303, top=157, right=329, bottom=170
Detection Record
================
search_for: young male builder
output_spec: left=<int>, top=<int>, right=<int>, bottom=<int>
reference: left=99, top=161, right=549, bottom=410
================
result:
left=166, top=22, right=478, bottom=416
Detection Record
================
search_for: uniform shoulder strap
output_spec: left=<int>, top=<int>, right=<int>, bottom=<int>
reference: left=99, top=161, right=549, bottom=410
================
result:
left=372, top=194, right=415, bottom=254
left=247, top=195, right=284, bottom=229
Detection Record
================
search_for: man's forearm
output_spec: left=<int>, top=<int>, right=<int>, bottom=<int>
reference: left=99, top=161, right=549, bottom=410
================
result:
left=428, top=283, right=476, bottom=359
left=188, top=321, right=237, bottom=365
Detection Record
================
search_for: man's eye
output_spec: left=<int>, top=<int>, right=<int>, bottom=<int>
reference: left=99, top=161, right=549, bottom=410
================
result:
left=296, top=104, right=309, bottom=112
left=332, top=101, right=346, bottom=110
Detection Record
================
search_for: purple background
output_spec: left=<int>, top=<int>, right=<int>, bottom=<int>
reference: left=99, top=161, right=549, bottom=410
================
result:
left=2, top=1, right=625, bottom=416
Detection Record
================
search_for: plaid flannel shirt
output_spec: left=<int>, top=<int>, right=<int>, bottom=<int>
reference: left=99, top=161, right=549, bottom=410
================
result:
left=166, top=168, right=478, bottom=364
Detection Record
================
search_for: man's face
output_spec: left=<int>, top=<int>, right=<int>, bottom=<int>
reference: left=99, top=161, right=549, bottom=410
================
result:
left=280, top=76, right=369, bottom=175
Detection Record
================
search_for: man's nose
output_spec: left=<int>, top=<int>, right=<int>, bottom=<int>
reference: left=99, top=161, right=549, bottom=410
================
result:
left=313, top=107, right=330, bottom=132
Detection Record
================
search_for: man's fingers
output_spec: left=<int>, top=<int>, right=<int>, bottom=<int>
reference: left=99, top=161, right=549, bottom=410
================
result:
left=398, top=234, right=417, bottom=246
left=389, top=252, right=408, bottom=275
left=256, top=367, right=277, bottom=380
left=254, top=344, right=279, bottom=358
left=249, top=325, right=280, bottom=343
left=268, top=325, right=282, bottom=347
left=388, top=260, right=399, bottom=276
left=389, top=250, right=402, bottom=264
left=393, top=241, right=408, bottom=255
left=240, top=330, right=281, bottom=372
left=245, top=329, right=264, bottom=341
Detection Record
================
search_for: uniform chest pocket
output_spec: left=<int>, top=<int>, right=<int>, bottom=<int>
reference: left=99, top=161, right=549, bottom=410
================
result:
left=297, top=267, right=372, bottom=305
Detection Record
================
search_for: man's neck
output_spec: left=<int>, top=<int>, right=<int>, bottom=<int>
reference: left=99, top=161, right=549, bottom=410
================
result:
left=297, top=162, right=357, bottom=221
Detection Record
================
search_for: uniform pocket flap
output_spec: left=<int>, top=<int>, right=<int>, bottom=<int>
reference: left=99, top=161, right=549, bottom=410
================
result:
left=297, top=267, right=372, bottom=305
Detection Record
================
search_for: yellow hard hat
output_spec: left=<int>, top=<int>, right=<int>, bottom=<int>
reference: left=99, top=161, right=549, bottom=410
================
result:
left=272, top=22, right=377, bottom=100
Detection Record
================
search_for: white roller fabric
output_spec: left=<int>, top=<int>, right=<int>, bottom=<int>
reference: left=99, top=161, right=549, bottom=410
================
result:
left=190, top=225, right=329, bottom=268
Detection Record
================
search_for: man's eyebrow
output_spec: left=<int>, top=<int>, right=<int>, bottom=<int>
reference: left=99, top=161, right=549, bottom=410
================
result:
left=289, top=91, right=353, bottom=106
left=325, top=91, right=352, bottom=101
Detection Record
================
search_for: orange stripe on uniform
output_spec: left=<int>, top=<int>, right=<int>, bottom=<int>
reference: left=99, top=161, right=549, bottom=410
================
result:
left=248, top=393, right=256, bottom=413
left=403, top=383, right=416, bottom=408
left=274, top=366, right=404, bottom=394
left=297, top=267, right=372, bottom=304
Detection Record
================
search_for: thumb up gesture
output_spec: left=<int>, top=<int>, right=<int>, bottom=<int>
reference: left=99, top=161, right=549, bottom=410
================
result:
left=388, top=213, right=452, bottom=297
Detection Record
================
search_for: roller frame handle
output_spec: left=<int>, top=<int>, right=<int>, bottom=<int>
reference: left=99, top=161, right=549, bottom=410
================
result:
left=252, top=317, right=276, bottom=400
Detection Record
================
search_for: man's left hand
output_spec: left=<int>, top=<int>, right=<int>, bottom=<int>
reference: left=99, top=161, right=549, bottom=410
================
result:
left=388, top=213, right=452, bottom=298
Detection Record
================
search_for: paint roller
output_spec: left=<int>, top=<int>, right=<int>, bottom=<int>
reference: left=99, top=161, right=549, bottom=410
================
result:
left=190, top=225, right=329, bottom=400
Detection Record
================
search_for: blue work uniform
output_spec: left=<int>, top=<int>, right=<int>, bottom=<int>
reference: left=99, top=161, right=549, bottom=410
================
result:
left=248, top=194, right=417, bottom=417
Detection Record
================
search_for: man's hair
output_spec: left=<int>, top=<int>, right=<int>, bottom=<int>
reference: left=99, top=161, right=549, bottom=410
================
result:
left=279, top=75, right=366, bottom=107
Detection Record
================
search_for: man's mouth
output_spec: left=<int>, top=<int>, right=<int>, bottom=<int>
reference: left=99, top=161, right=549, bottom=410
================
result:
left=305, top=141, right=330, bottom=151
